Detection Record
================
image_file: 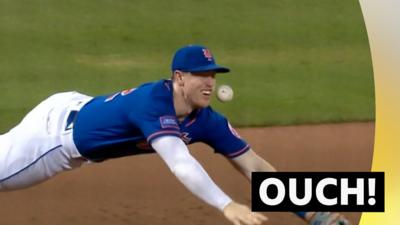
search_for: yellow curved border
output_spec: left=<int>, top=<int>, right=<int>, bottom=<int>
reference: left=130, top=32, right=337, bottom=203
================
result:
left=359, top=1, right=400, bottom=225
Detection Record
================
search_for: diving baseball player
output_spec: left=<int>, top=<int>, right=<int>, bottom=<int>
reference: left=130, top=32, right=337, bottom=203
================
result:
left=0, top=45, right=351, bottom=225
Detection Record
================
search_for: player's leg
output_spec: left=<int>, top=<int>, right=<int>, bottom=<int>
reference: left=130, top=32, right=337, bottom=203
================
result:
left=0, top=92, right=91, bottom=191
left=0, top=134, right=85, bottom=191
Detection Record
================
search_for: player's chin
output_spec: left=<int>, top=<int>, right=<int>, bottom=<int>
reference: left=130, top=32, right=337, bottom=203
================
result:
left=194, top=97, right=211, bottom=108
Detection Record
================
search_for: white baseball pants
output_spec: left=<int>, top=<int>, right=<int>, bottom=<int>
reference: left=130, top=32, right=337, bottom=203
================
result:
left=0, top=91, right=92, bottom=191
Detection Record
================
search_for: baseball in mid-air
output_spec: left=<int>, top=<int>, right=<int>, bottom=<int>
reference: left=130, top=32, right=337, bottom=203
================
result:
left=216, top=85, right=234, bottom=102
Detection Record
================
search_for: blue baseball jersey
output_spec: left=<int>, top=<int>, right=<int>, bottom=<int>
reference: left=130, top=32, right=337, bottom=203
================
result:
left=72, top=79, right=250, bottom=162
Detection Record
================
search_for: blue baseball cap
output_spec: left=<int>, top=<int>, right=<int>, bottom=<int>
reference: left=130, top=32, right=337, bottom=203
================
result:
left=171, top=45, right=230, bottom=73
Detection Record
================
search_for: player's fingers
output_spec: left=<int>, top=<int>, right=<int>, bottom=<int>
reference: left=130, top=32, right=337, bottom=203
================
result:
left=241, top=218, right=256, bottom=225
left=241, top=213, right=264, bottom=225
left=253, top=212, right=268, bottom=221
left=251, top=216, right=264, bottom=225
left=232, top=219, right=242, bottom=225
left=235, top=214, right=252, bottom=225
left=247, top=213, right=267, bottom=225
left=244, top=215, right=260, bottom=225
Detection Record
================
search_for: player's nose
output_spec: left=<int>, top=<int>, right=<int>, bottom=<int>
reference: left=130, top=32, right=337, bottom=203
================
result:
left=204, top=75, right=216, bottom=87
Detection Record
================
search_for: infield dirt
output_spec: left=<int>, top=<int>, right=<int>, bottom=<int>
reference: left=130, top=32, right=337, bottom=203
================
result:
left=0, top=122, right=374, bottom=225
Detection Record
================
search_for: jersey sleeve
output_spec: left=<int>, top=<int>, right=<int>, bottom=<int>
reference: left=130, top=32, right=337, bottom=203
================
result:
left=133, top=112, right=181, bottom=143
left=203, top=111, right=250, bottom=158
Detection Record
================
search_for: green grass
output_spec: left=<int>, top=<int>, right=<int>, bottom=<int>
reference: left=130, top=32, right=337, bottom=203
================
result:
left=0, top=0, right=374, bottom=131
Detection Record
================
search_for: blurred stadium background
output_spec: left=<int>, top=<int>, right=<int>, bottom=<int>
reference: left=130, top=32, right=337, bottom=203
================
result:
left=0, top=0, right=374, bottom=131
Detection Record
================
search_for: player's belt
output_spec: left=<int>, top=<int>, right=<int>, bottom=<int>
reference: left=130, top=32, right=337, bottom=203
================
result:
left=64, top=110, right=79, bottom=131
left=63, top=96, right=92, bottom=131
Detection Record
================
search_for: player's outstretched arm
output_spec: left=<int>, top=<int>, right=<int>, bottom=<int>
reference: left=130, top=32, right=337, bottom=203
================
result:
left=229, top=148, right=277, bottom=180
left=151, top=136, right=268, bottom=225
left=223, top=201, right=268, bottom=225
left=229, top=149, right=352, bottom=225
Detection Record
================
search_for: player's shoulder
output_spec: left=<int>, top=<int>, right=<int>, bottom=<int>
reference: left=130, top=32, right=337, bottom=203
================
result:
left=130, top=79, right=173, bottom=102
left=135, top=79, right=171, bottom=94
left=136, top=79, right=174, bottom=113
left=149, top=79, right=174, bottom=105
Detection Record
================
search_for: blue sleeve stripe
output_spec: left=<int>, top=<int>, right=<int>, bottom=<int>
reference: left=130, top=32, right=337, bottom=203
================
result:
left=147, top=130, right=181, bottom=143
left=226, top=144, right=250, bottom=158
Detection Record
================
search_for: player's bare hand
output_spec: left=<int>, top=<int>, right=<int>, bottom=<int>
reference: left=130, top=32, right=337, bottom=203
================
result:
left=223, top=201, right=268, bottom=225
left=308, top=212, right=352, bottom=225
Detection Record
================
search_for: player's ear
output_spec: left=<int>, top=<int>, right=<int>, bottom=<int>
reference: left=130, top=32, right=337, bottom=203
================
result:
left=174, top=70, right=185, bottom=87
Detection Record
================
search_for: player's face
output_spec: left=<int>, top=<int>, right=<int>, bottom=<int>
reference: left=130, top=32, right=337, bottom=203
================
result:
left=183, top=71, right=216, bottom=108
